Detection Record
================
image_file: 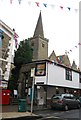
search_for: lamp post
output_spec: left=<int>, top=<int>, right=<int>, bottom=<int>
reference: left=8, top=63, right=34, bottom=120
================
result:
left=30, top=68, right=35, bottom=114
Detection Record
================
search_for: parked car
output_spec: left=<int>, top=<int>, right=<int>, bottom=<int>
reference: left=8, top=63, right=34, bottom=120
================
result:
left=50, top=93, right=81, bottom=111
left=76, top=96, right=81, bottom=106
left=79, top=97, right=81, bottom=106
left=79, top=96, right=81, bottom=102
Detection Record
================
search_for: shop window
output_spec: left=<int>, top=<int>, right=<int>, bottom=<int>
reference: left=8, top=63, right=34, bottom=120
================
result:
left=65, top=68, right=72, bottom=81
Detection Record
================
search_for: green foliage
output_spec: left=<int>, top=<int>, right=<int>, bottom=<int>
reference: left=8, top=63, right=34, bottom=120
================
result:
left=8, top=67, right=20, bottom=91
left=8, top=39, right=33, bottom=91
left=14, top=39, right=33, bottom=66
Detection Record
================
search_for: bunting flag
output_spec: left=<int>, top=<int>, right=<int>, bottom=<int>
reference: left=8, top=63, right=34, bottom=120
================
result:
left=60, top=6, right=63, bottom=10
left=70, top=49, right=72, bottom=52
left=18, top=0, right=22, bottom=4
left=10, top=0, right=13, bottom=4
left=66, top=42, right=81, bottom=55
left=13, top=29, right=19, bottom=49
left=0, top=0, right=79, bottom=13
left=75, top=46, right=77, bottom=48
left=35, top=2, right=40, bottom=7
left=43, top=3, right=47, bottom=8
left=78, top=42, right=81, bottom=45
left=67, top=7, right=71, bottom=11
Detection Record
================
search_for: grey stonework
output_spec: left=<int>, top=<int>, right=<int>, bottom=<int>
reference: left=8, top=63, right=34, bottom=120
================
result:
left=29, top=36, right=48, bottom=61
left=18, top=12, right=49, bottom=98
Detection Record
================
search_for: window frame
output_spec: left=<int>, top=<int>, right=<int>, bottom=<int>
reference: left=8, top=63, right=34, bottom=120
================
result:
left=65, top=68, right=72, bottom=81
left=42, top=43, right=45, bottom=48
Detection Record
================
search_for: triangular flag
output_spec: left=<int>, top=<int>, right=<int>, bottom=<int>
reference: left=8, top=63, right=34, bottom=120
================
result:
left=60, top=6, right=63, bottom=10
left=78, top=42, right=81, bottom=45
left=18, top=0, right=22, bottom=4
left=67, top=52, right=69, bottom=54
left=35, top=2, right=40, bottom=7
left=70, top=49, right=72, bottom=52
left=10, top=0, right=13, bottom=4
left=75, top=46, right=77, bottom=48
left=67, top=7, right=71, bottom=11
left=43, top=3, right=47, bottom=7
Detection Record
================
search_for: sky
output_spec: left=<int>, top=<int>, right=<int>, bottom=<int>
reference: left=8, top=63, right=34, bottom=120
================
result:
left=0, top=0, right=80, bottom=67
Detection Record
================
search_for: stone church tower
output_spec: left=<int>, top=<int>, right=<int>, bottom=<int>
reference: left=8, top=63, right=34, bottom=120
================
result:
left=28, top=12, right=49, bottom=61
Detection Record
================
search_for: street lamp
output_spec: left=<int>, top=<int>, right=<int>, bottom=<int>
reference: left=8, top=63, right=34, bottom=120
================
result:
left=31, top=68, right=35, bottom=114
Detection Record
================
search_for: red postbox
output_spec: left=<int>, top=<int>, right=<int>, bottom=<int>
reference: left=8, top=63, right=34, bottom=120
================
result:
left=0, top=89, right=11, bottom=105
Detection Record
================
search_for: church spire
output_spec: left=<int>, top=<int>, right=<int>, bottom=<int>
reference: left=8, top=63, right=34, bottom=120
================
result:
left=33, top=11, right=44, bottom=38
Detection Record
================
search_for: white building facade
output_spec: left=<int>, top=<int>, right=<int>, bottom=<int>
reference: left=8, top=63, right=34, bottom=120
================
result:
left=34, top=60, right=81, bottom=105
left=0, top=20, right=14, bottom=88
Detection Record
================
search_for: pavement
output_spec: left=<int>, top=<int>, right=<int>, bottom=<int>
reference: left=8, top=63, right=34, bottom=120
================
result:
left=0, top=104, right=50, bottom=120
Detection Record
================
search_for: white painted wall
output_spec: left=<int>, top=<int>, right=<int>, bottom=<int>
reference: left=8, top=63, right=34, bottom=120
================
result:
left=79, top=83, right=81, bottom=88
left=0, top=21, right=14, bottom=87
left=47, top=62, right=80, bottom=89
left=4, top=37, right=13, bottom=81
left=35, top=76, right=47, bottom=84
left=35, top=61, right=81, bottom=89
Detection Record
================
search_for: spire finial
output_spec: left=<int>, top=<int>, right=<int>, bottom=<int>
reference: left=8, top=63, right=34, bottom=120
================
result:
left=33, top=11, right=44, bottom=38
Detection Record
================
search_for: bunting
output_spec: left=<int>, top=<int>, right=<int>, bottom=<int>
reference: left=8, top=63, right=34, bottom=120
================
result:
left=43, top=3, right=47, bottom=8
left=66, top=42, right=81, bottom=55
left=10, top=0, right=13, bottom=4
left=18, top=0, right=22, bottom=4
left=35, top=2, right=40, bottom=7
left=60, top=6, right=63, bottom=10
left=67, top=7, right=71, bottom=11
left=0, top=0, right=79, bottom=13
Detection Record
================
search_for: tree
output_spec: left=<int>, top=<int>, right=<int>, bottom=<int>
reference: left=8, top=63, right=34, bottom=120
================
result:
left=14, top=39, right=33, bottom=66
left=8, top=39, right=33, bottom=91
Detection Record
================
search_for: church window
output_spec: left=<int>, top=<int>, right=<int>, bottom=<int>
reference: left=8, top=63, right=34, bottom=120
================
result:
left=31, top=42, right=34, bottom=46
left=42, top=43, right=45, bottom=48
left=65, top=68, right=72, bottom=81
